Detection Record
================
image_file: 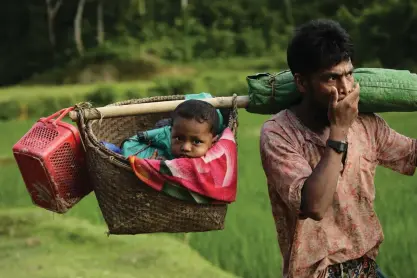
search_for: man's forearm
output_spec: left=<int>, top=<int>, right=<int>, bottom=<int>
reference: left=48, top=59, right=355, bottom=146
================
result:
left=300, top=127, right=346, bottom=221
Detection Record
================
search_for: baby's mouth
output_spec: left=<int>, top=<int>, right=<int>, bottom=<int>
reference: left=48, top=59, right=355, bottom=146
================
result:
left=179, top=154, right=191, bottom=158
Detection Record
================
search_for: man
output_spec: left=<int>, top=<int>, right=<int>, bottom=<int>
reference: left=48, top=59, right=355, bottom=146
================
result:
left=260, top=19, right=416, bottom=277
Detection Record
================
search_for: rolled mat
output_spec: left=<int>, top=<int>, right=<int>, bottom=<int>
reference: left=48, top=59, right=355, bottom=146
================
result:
left=246, top=67, right=417, bottom=115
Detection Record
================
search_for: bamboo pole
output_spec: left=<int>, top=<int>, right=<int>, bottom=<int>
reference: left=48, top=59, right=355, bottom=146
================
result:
left=69, top=95, right=250, bottom=121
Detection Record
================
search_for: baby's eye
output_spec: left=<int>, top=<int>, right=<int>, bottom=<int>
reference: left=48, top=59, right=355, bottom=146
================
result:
left=173, top=136, right=181, bottom=141
left=193, top=140, right=202, bottom=145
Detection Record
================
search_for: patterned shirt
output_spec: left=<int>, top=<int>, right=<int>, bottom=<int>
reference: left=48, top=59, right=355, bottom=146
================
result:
left=259, top=110, right=417, bottom=278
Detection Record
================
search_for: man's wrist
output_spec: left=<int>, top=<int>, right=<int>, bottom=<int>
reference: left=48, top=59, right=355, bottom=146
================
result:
left=329, top=126, right=348, bottom=141
left=327, top=139, right=348, bottom=154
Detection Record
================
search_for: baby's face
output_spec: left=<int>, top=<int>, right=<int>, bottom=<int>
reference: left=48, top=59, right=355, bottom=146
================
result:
left=171, top=117, right=216, bottom=158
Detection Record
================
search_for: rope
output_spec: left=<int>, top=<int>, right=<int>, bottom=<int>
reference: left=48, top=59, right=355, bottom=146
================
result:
left=268, top=73, right=278, bottom=107
left=108, top=156, right=132, bottom=171
left=228, top=94, right=239, bottom=142
left=73, top=105, right=88, bottom=152
left=74, top=101, right=105, bottom=126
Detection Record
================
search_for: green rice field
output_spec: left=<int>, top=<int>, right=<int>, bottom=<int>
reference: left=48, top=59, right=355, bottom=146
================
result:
left=1, top=110, right=417, bottom=277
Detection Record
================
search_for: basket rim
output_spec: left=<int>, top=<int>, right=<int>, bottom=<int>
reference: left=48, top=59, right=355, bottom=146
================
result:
left=78, top=95, right=239, bottom=169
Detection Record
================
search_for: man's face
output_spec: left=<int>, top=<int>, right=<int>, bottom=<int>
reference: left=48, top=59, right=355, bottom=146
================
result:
left=295, top=59, right=355, bottom=112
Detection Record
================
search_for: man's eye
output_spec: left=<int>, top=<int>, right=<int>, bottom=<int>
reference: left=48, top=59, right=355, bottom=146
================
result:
left=322, top=75, right=336, bottom=82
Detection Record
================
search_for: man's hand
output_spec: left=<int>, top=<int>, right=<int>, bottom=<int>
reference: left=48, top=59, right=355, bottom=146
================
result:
left=300, top=84, right=360, bottom=221
left=327, top=82, right=360, bottom=140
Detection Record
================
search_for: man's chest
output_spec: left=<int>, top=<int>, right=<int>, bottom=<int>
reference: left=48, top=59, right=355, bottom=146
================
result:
left=300, top=123, right=379, bottom=202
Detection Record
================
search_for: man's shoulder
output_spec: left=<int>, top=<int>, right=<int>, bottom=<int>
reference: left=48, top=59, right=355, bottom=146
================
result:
left=261, top=109, right=294, bottom=131
left=357, top=112, right=378, bottom=120
left=260, top=109, right=299, bottom=144
left=356, top=112, right=385, bottom=127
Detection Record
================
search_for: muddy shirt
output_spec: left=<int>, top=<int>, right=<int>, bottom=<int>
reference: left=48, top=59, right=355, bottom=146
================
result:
left=260, top=110, right=416, bottom=278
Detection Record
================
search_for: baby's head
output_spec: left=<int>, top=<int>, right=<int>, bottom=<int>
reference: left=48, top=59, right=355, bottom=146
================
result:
left=170, top=99, right=219, bottom=158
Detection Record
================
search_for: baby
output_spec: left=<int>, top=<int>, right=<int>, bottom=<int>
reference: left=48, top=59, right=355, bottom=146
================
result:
left=129, top=99, right=231, bottom=204
left=151, top=99, right=220, bottom=160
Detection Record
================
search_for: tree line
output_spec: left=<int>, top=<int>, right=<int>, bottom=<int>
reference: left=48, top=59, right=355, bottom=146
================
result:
left=1, top=0, right=416, bottom=86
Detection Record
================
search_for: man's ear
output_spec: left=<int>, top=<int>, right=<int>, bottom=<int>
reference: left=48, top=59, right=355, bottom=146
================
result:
left=294, top=73, right=308, bottom=94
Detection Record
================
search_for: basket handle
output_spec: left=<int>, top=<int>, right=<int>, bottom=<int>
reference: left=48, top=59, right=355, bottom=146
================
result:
left=40, top=107, right=75, bottom=126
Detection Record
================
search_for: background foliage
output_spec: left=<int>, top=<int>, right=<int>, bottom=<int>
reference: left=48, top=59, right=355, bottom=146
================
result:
left=1, top=1, right=417, bottom=278
left=1, top=0, right=416, bottom=86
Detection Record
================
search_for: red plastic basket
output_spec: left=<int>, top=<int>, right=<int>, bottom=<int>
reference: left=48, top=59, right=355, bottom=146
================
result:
left=12, top=107, right=92, bottom=213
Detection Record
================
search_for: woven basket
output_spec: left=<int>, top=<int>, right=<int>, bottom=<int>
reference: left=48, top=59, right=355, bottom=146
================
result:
left=76, top=95, right=239, bottom=235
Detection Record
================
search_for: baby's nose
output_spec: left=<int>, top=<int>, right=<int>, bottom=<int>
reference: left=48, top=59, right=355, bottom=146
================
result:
left=181, top=142, right=192, bottom=152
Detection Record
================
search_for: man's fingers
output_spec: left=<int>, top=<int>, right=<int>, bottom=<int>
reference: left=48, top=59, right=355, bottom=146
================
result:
left=329, top=86, right=338, bottom=109
left=343, top=82, right=360, bottom=103
left=354, top=83, right=360, bottom=104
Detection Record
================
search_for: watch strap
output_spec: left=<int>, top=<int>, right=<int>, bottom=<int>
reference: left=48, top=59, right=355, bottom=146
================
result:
left=327, top=139, right=348, bottom=153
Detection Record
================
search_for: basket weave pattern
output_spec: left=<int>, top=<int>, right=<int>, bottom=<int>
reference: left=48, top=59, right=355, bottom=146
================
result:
left=77, top=95, right=238, bottom=234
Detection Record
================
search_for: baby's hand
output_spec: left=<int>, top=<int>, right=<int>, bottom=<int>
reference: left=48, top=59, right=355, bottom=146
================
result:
left=150, top=150, right=158, bottom=159
left=150, top=150, right=166, bottom=161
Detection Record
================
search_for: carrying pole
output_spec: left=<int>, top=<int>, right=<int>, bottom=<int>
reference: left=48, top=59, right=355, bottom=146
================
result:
left=69, top=95, right=250, bottom=122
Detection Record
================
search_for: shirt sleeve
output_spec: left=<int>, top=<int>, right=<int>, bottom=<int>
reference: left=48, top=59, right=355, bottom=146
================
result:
left=373, top=114, right=417, bottom=175
left=260, top=121, right=312, bottom=215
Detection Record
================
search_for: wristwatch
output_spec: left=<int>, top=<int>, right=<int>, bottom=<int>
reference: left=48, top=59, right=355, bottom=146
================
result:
left=326, top=139, right=348, bottom=154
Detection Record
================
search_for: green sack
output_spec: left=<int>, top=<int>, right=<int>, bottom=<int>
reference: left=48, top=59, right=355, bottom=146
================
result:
left=246, top=68, right=417, bottom=115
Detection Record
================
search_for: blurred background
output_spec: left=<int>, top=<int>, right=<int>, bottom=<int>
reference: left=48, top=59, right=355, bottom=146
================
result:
left=1, top=0, right=417, bottom=277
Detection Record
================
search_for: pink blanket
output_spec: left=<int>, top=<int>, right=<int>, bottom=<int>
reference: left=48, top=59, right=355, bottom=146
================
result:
left=128, top=128, right=238, bottom=203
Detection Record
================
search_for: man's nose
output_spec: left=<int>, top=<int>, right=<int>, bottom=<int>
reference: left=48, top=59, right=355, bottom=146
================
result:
left=338, top=77, right=351, bottom=95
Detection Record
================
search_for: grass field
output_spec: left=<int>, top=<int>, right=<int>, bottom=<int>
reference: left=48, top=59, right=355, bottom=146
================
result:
left=0, top=56, right=278, bottom=104
left=2, top=110, right=417, bottom=277
left=0, top=81, right=152, bottom=103
left=0, top=208, right=236, bottom=278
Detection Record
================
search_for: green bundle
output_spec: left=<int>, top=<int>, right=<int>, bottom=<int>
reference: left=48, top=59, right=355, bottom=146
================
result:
left=246, top=68, right=417, bottom=114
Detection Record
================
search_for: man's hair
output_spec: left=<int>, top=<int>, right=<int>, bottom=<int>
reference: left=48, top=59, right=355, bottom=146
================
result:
left=287, top=19, right=354, bottom=75
left=171, top=99, right=219, bottom=135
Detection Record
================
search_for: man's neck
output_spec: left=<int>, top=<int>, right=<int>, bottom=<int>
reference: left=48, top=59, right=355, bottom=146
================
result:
left=290, top=100, right=330, bottom=137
